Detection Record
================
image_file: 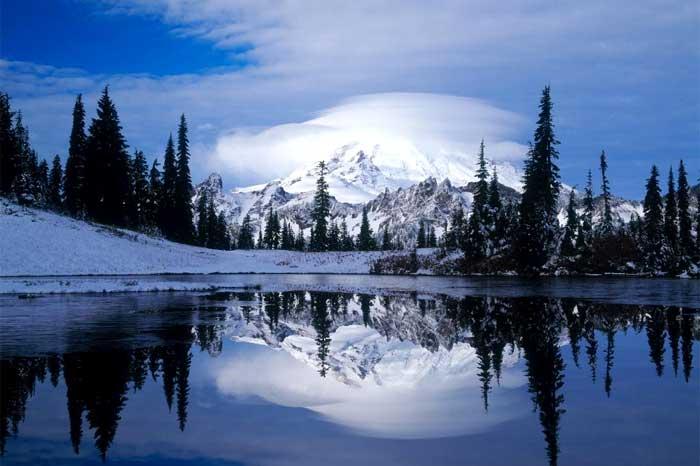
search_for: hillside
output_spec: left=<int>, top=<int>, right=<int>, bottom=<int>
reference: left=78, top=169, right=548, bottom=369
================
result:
left=0, top=199, right=387, bottom=277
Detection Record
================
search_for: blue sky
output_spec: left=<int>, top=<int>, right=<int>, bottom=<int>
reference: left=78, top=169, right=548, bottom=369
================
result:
left=1, top=0, right=698, bottom=198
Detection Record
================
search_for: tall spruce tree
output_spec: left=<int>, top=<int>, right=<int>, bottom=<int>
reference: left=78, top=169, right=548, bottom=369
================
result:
left=676, top=160, right=693, bottom=259
left=64, top=94, right=87, bottom=216
left=174, top=114, right=194, bottom=243
left=0, top=92, right=18, bottom=195
left=561, top=190, right=578, bottom=258
left=577, top=170, right=594, bottom=259
left=358, top=206, right=374, bottom=250
left=196, top=192, right=209, bottom=246
left=145, top=159, right=162, bottom=229
left=517, top=87, right=561, bottom=272
left=160, top=134, right=178, bottom=237
left=417, top=221, right=426, bottom=248
left=237, top=214, right=254, bottom=249
left=311, top=161, right=330, bottom=250
left=48, top=155, right=63, bottom=209
left=12, top=113, right=37, bottom=205
left=84, top=87, right=131, bottom=226
left=642, top=165, right=664, bottom=271
left=664, top=167, right=678, bottom=256
left=599, top=150, right=613, bottom=235
left=381, top=227, right=392, bottom=251
left=129, top=150, right=149, bottom=228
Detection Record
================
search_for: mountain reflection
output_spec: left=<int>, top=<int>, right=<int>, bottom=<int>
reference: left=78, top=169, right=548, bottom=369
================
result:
left=0, top=293, right=697, bottom=465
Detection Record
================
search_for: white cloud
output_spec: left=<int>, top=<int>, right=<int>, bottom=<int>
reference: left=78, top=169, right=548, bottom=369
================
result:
left=207, top=92, right=528, bottom=182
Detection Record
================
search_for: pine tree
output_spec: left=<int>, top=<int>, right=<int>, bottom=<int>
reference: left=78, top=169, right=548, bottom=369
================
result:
left=664, top=167, right=678, bottom=257
left=206, top=196, right=218, bottom=248
left=427, top=225, right=437, bottom=248
left=0, top=92, right=18, bottom=195
left=516, top=86, right=561, bottom=272
left=488, top=167, right=502, bottom=214
left=417, top=221, right=426, bottom=248
left=35, top=159, right=49, bottom=205
left=327, top=221, right=340, bottom=251
left=174, top=114, right=194, bottom=243
left=160, top=134, right=178, bottom=237
left=84, top=87, right=131, bottom=226
left=561, top=190, right=578, bottom=258
left=256, top=229, right=264, bottom=249
left=358, top=206, right=374, bottom=250
left=145, top=159, right=162, bottom=229
left=216, top=211, right=230, bottom=250
left=642, top=165, right=664, bottom=271
left=446, top=207, right=465, bottom=249
left=12, top=113, right=36, bottom=205
left=577, top=170, right=594, bottom=260
left=599, top=150, right=613, bottom=235
left=474, top=139, right=490, bottom=218
left=129, top=150, right=149, bottom=228
left=196, top=191, right=209, bottom=246
left=676, top=160, right=693, bottom=259
left=381, top=227, right=392, bottom=251
left=237, top=214, right=254, bottom=249
left=295, top=226, right=306, bottom=251
left=48, top=155, right=63, bottom=209
left=311, top=161, right=330, bottom=250
left=340, top=218, right=354, bottom=251
left=64, top=94, right=87, bottom=216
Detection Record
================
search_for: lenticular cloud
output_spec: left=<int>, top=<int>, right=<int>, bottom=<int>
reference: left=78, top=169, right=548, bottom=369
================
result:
left=206, top=92, right=528, bottom=184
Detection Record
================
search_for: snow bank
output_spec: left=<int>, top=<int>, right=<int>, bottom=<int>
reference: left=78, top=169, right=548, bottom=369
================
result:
left=0, top=200, right=388, bottom=277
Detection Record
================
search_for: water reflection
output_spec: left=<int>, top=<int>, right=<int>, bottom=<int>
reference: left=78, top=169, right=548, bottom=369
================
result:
left=0, top=292, right=698, bottom=465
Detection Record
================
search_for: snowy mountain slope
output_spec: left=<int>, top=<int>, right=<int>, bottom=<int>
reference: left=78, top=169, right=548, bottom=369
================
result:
left=0, top=199, right=387, bottom=276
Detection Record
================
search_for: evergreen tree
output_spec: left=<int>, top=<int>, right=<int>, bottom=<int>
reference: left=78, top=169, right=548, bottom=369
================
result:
left=417, top=221, right=426, bottom=248
left=561, top=190, right=578, bottom=258
left=263, top=209, right=281, bottom=249
left=676, top=160, right=693, bottom=259
left=488, top=167, right=502, bottom=214
left=36, top=159, right=49, bottom=205
left=427, top=225, right=437, bottom=248
left=216, top=211, right=230, bottom=250
left=642, top=165, right=664, bottom=271
left=129, top=150, right=149, bottom=228
left=0, top=92, right=18, bottom=195
left=327, top=221, right=340, bottom=251
left=295, top=226, right=306, bottom=251
left=340, top=218, right=354, bottom=251
left=84, top=87, right=131, bottom=226
left=196, top=192, right=209, bottom=246
left=446, top=207, right=465, bottom=249
left=174, top=114, right=194, bottom=243
left=664, top=167, right=678, bottom=256
left=358, top=206, right=374, bottom=250
left=256, top=229, right=264, bottom=249
left=64, top=94, right=87, bottom=216
left=381, top=227, right=392, bottom=251
left=48, top=155, right=63, bottom=209
left=311, top=161, right=330, bottom=250
left=599, top=150, right=613, bottom=235
left=206, top=196, right=218, bottom=248
left=11, top=113, right=37, bottom=205
left=160, top=134, right=178, bottom=237
left=145, top=159, right=162, bottom=229
left=473, top=139, right=490, bottom=218
left=577, top=170, right=594, bottom=260
left=517, top=86, right=561, bottom=272
left=237, top=214, right=255, bottom=249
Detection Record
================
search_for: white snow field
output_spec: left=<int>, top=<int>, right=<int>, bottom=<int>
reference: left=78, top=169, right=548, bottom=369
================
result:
left=0, top=200, right=387, bottom=278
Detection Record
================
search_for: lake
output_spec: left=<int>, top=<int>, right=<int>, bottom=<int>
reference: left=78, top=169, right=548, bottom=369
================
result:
left=0, top=275, right=698, bottom=465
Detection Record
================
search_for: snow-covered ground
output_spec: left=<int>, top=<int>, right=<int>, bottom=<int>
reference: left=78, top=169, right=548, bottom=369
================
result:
left=0, top=200, right=388, bottom=277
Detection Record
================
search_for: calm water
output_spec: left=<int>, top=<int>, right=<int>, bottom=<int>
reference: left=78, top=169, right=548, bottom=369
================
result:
left=0, top=277, right=698, bottom=466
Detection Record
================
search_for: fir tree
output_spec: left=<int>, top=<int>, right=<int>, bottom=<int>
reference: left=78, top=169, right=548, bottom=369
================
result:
left=295, top=226, right=306, bottom=251
left=676, top=160, right=693, bottom=259
left=577, top=170, right=594, bottom=261
left=196, top=192, right=209, bottom=246
left=340, top=218, right=354, bottom=251
left=206, top=196, right=218, bottom=248
left=427, top=225, right=437, bottom=248
left=84, top=86, right=131, bottom=226
left=48, top=155, right=63, bottom=209
left=237, top=214, right=254, bottom=249
left=599, top=150, right=613, bottom=235
left=129, top=150, right=149, bottom=228
left=488, top=167, right=502, bottom=214
left=561, top=190, right=578, bottom=258
left=0, top=92, right=18, bottom=195
left=12, top=113, right=37, bottom=205
left=517, top=86, right=561, bottom=272
left=160, top=134, right=178, bottom=237
left=664, top=167, right=678, bottom=256
left=36, top=159, right=49, bottom=204
left=642, top=165, right=664, bottom=271
left=256, top=229, right=264, bottom=249
left=473, top=139, right=490, bottom=218
left=145, top=159, right=162, bottom=229
left=64, top=94, right=87, bottom=216
left=327, top=221, right=340, bottom=251
left=358, top=206, right=374, bottom=250
left=174, top=114, right=194, bottom=243
left=311, top=161, right=330, bottom=250
left=446, top=207, right=465, bottom=249
left=381, top=227, right=392, bottom=251
left=417, top=221, right=426, bottom=248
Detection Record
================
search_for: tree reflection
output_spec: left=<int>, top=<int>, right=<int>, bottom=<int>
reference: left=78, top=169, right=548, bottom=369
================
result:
left=0, top=292, right=697, bottom=465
